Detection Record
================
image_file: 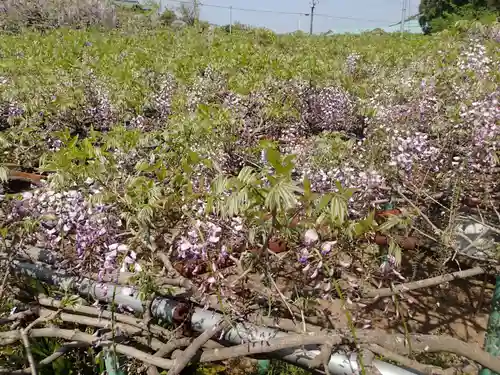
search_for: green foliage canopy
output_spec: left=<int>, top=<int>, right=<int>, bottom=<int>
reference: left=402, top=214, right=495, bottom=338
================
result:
left=419, top=0, right=500, bottom=33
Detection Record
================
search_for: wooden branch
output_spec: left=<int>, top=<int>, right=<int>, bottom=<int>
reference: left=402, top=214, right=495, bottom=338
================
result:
left=0, top=308, right=39, bottom=326
left=360, top=348, right=382, bottom=375
left=199, top=334, right=341, bottom=363
left=38, top=297, right=172, bottom=339
left=195, top=330, right=500, bottom=374
left=20, top=330, right=37, bottom=375
left=147, top=338, right=193, bottom=375
left=306, top=342, right=333, bottom=371
left=0, top=251, right=15, bottom=302
left=0, top=328, right=174, bottom=370
left=355, top=331, right=500, bottom=374
left=365, top=344, right=454, bottom=375
left=39, top=308, right=165, bottom=350
left=156, top=337, right=193, bottom=359
left=363, top=266, right=488, bottom=298
left=167, top=320, right=230, bottom=375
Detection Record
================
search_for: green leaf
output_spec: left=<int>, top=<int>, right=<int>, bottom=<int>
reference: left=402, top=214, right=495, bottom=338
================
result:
left=316, top=194, right=332, bottom=212
left=329, top=195, right=348, bottom=226
left=353, top=211, right=376, bottom=237
left=212, top=175, right=229, bottom=194
left=237, top=166, right=256, bottom=185
left=265, top=180, right=299, bottom=212
left=378, top=214, right=403, bottom=233
left=303, top=176, right=311, bottom=197
left=266, top=147, right=281, bottom=171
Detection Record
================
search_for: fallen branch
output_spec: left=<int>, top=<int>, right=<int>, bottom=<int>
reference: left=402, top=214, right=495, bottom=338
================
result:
left=0, top=308, right=38, bottom=326
left=199, top=334, right=341, bottom=363
left=0, top=328, right=174, bottom=370
left=147, top=338, right=193, bottom=375
left=12, top=259, right=500, bottom=374
left=38, top=297, right=171, bottom=339
left=365, top=344, right=453, bottom=375
left=363, top=266, right=488, bottom=298
left=167, top=320, right=230, bottom=375
left=194, top=329, right=500, bottom=374
left=360, top=348, right=381, bottom=375
left=20, top=330, right=37, bottom=375
left=0, top=251, right=15, bottom=302
left=156, top=337, right=193, bottom=359
left=396, top=188, right=442, bottom=235
left=39, top=308, right=166, bottom=350
left=355, top=331, right=500, bottom=374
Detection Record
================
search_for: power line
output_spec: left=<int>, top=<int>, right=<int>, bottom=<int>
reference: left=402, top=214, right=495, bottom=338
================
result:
left=163, top=0, right=397, bottom=24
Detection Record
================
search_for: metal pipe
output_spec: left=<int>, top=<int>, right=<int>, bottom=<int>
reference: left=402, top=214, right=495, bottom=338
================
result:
left=11, top=260, right=420, bottom=375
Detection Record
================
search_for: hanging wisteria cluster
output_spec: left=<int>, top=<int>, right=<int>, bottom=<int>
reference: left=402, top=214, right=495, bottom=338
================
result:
left=145, top=73, right=176, bottom=123
left=186, top=66, right=226, bottom=112
left=6, top=185, right=140, bottom=280
left=459, top=90, right=500, bottom=170
left=0, top=101, right=23, bottom=130
left=345, top=52, right=361, bottom=75
left=83, top=71, right=115, bottom=131
left=457, top=36, right=492, bottom=76
left=303, top=86, right=356, bottom=134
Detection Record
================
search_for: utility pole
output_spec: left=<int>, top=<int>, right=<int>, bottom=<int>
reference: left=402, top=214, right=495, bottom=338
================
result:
left=229, top=6, right=233, bottom=33
left=309, top=0, right=318, bottom=35
left=407, top=0, right=411, bottom=32
left=399, top=0, right=407, bottom=35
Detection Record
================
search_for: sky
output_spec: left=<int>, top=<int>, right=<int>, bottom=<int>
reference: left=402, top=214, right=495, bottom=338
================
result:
left=158, top=0, right=422, bottom=34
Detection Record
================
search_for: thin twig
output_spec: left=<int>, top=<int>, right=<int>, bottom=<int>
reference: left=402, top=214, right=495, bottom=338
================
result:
left=354, top=331, right=500, bottom=373
left=267, top=273, right=297, bottom=325
left=364, top=266, right=489, bottom=299
left=396, top=188, right=442, bottom=235
left=0, top=251, right=15, bottom=302
left=229, top=265, right=253, bottom=286
left=459, top=215, right=500, bottom=235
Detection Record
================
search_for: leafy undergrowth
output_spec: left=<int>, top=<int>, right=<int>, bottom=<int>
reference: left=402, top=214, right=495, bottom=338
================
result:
left=0, top=20, right=499, bottom=374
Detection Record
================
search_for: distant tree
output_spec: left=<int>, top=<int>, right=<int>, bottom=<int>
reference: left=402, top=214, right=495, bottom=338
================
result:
left=221, top=21, right=251, bottom=33
left=419, top=0, right=499, bottom=33
left=160, top=8, right=177, bottom=26
left=178, top=0, right=199, bottom=26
